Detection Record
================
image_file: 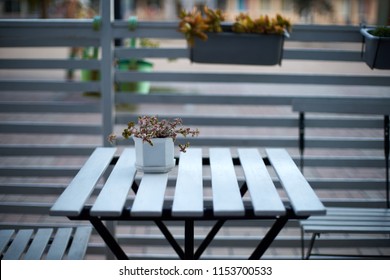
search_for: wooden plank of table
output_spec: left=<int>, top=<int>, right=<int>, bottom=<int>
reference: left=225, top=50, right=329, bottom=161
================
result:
left=130, top=173, right=169, bottom=217
left=24, top=228, right=53, bottom=260
left=210, top=148, right=245, bottom=216
left=2, top=229, right=33, bottom=260
left=50, top=147, right=117, bottom=216
left=172, top=148, right=203, bottom=217
left=266, top=148, right=326, bottom=216
left=238, top=148, right=286, bottom=216
left=91, top=148, right=137, bottom=216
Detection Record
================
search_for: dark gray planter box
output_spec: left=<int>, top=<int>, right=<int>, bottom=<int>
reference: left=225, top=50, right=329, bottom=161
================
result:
left=361, top=28, right=390, bottom=70
left=190, top=31, right=287, bottom=65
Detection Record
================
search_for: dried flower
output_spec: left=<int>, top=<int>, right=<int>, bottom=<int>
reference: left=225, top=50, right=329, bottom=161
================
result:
left=108, top=115, right=199, bottom=152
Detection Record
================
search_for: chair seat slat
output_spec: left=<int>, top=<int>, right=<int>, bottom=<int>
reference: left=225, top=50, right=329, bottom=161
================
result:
left=303, top=225, right=390, bottom=234
left=0, top=227, right=92, bottom=260
left=0, top=230, right=14, bottom=256
left=24, top=228, right=53, bottom=260
left=3, top=229, right=33, bottom=260
left=302, top=220, right=390, bottom=227
left=45, top=228, right=73, bottom=260
left=67, top=227, right=92, bottom=260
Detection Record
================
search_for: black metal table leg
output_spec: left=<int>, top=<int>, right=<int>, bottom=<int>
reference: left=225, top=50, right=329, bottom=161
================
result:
left=89, top=217, right=128, bottom=260
left=248, top=214, right=290, bottom=259
left=155, top=220, right=185, bottom=259
left=184, top=220, right=194, bottom=259
left=195, top=219, right=226, bottom=259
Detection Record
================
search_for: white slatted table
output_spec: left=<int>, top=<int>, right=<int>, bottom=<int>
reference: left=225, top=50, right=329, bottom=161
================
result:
left=50, top=147, right=326, bottom=259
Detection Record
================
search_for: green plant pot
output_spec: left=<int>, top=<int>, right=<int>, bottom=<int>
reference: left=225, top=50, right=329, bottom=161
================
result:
left=191, top=31, right=287, bottom=65
left=81, top=69, right=100, bottom=81
left=361, top=27, right=390, bottom=70
left=81, top=69, right=100, bottom=96
left=118, top=60, right=153, bottom=94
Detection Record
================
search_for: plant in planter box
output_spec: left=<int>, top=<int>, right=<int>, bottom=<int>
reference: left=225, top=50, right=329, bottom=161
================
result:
left=178, top=7, right=209, bottom=47
left=109, top=116, right=199, bottom=173
left=178, top=7, right=291, bottom=65
left=360, top=26, right=390, bottom=70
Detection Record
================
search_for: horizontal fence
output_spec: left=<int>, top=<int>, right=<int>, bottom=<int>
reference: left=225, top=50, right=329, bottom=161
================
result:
left=0, top=0, right=389, bottom=259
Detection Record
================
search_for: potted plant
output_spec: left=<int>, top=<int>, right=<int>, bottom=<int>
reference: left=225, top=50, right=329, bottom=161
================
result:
left=109, top=116, right=199, bottom=173
left=80, top=16, right=157, bottom=95
left=116, top=17, right=158, bottom=94
left=117, top=38, right=158, bottom=94
left=80, top=46, right=100, bottom=96
left=178, top=7, right=291, bottom=65
left=79, top=16, right=101, bottom=96
left=360, top=26, right=390, bottom=70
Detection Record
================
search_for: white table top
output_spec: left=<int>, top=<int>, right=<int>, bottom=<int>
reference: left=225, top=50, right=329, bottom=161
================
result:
left=50, top=147, right=326, bottom=219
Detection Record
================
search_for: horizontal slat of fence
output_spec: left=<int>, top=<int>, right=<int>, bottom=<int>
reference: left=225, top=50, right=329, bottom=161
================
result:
left=283, top=49, right=362, bottom=61
left=0, top=102, right=100, bottom=113
left=0, top=81, right=100, bottom=92
left=114, top=136, right=382, bottom=150
left=111, top=22, right=363, bottom=42
left=0, top=59, right=100, bottom=70
left=0, top=167, right=79, bottom=177
left=115, top=72, right=390, bottom=86
left=115, top=93, right=294, bottom=105
left=0, top=145, right=96, bottom=156
left=115, top=48, right=189, bottom=60
left=116, top=113, right=383, bottom=129
left=0, top=38, right=99, bottom=47
left=0, top=123, right=101, bottom=134
left=115, top=48, right=363, bottom=62
left=113, top=136, right=297, bottom=148
left=293, top=97, right=390, bottom=115
left=116, top=114, right=298, bottom=127
left=0, top=20, right=100, bottom=47
left=115, top=234, right=390, bottom=248
left=305, top=137, right=382, bottom=149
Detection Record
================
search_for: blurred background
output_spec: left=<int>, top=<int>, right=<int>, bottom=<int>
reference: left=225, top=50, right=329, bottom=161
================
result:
left=0, top=0, right=389, bottom=25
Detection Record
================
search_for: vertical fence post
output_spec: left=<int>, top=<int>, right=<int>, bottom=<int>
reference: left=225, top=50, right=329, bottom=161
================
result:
left=100, top=0, right=114, bottom=148
left=100, top=0, right=116, bottom=260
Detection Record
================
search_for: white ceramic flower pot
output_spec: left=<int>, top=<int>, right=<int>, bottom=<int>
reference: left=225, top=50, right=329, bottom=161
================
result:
left=133, top=137, right=175, bottom=173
